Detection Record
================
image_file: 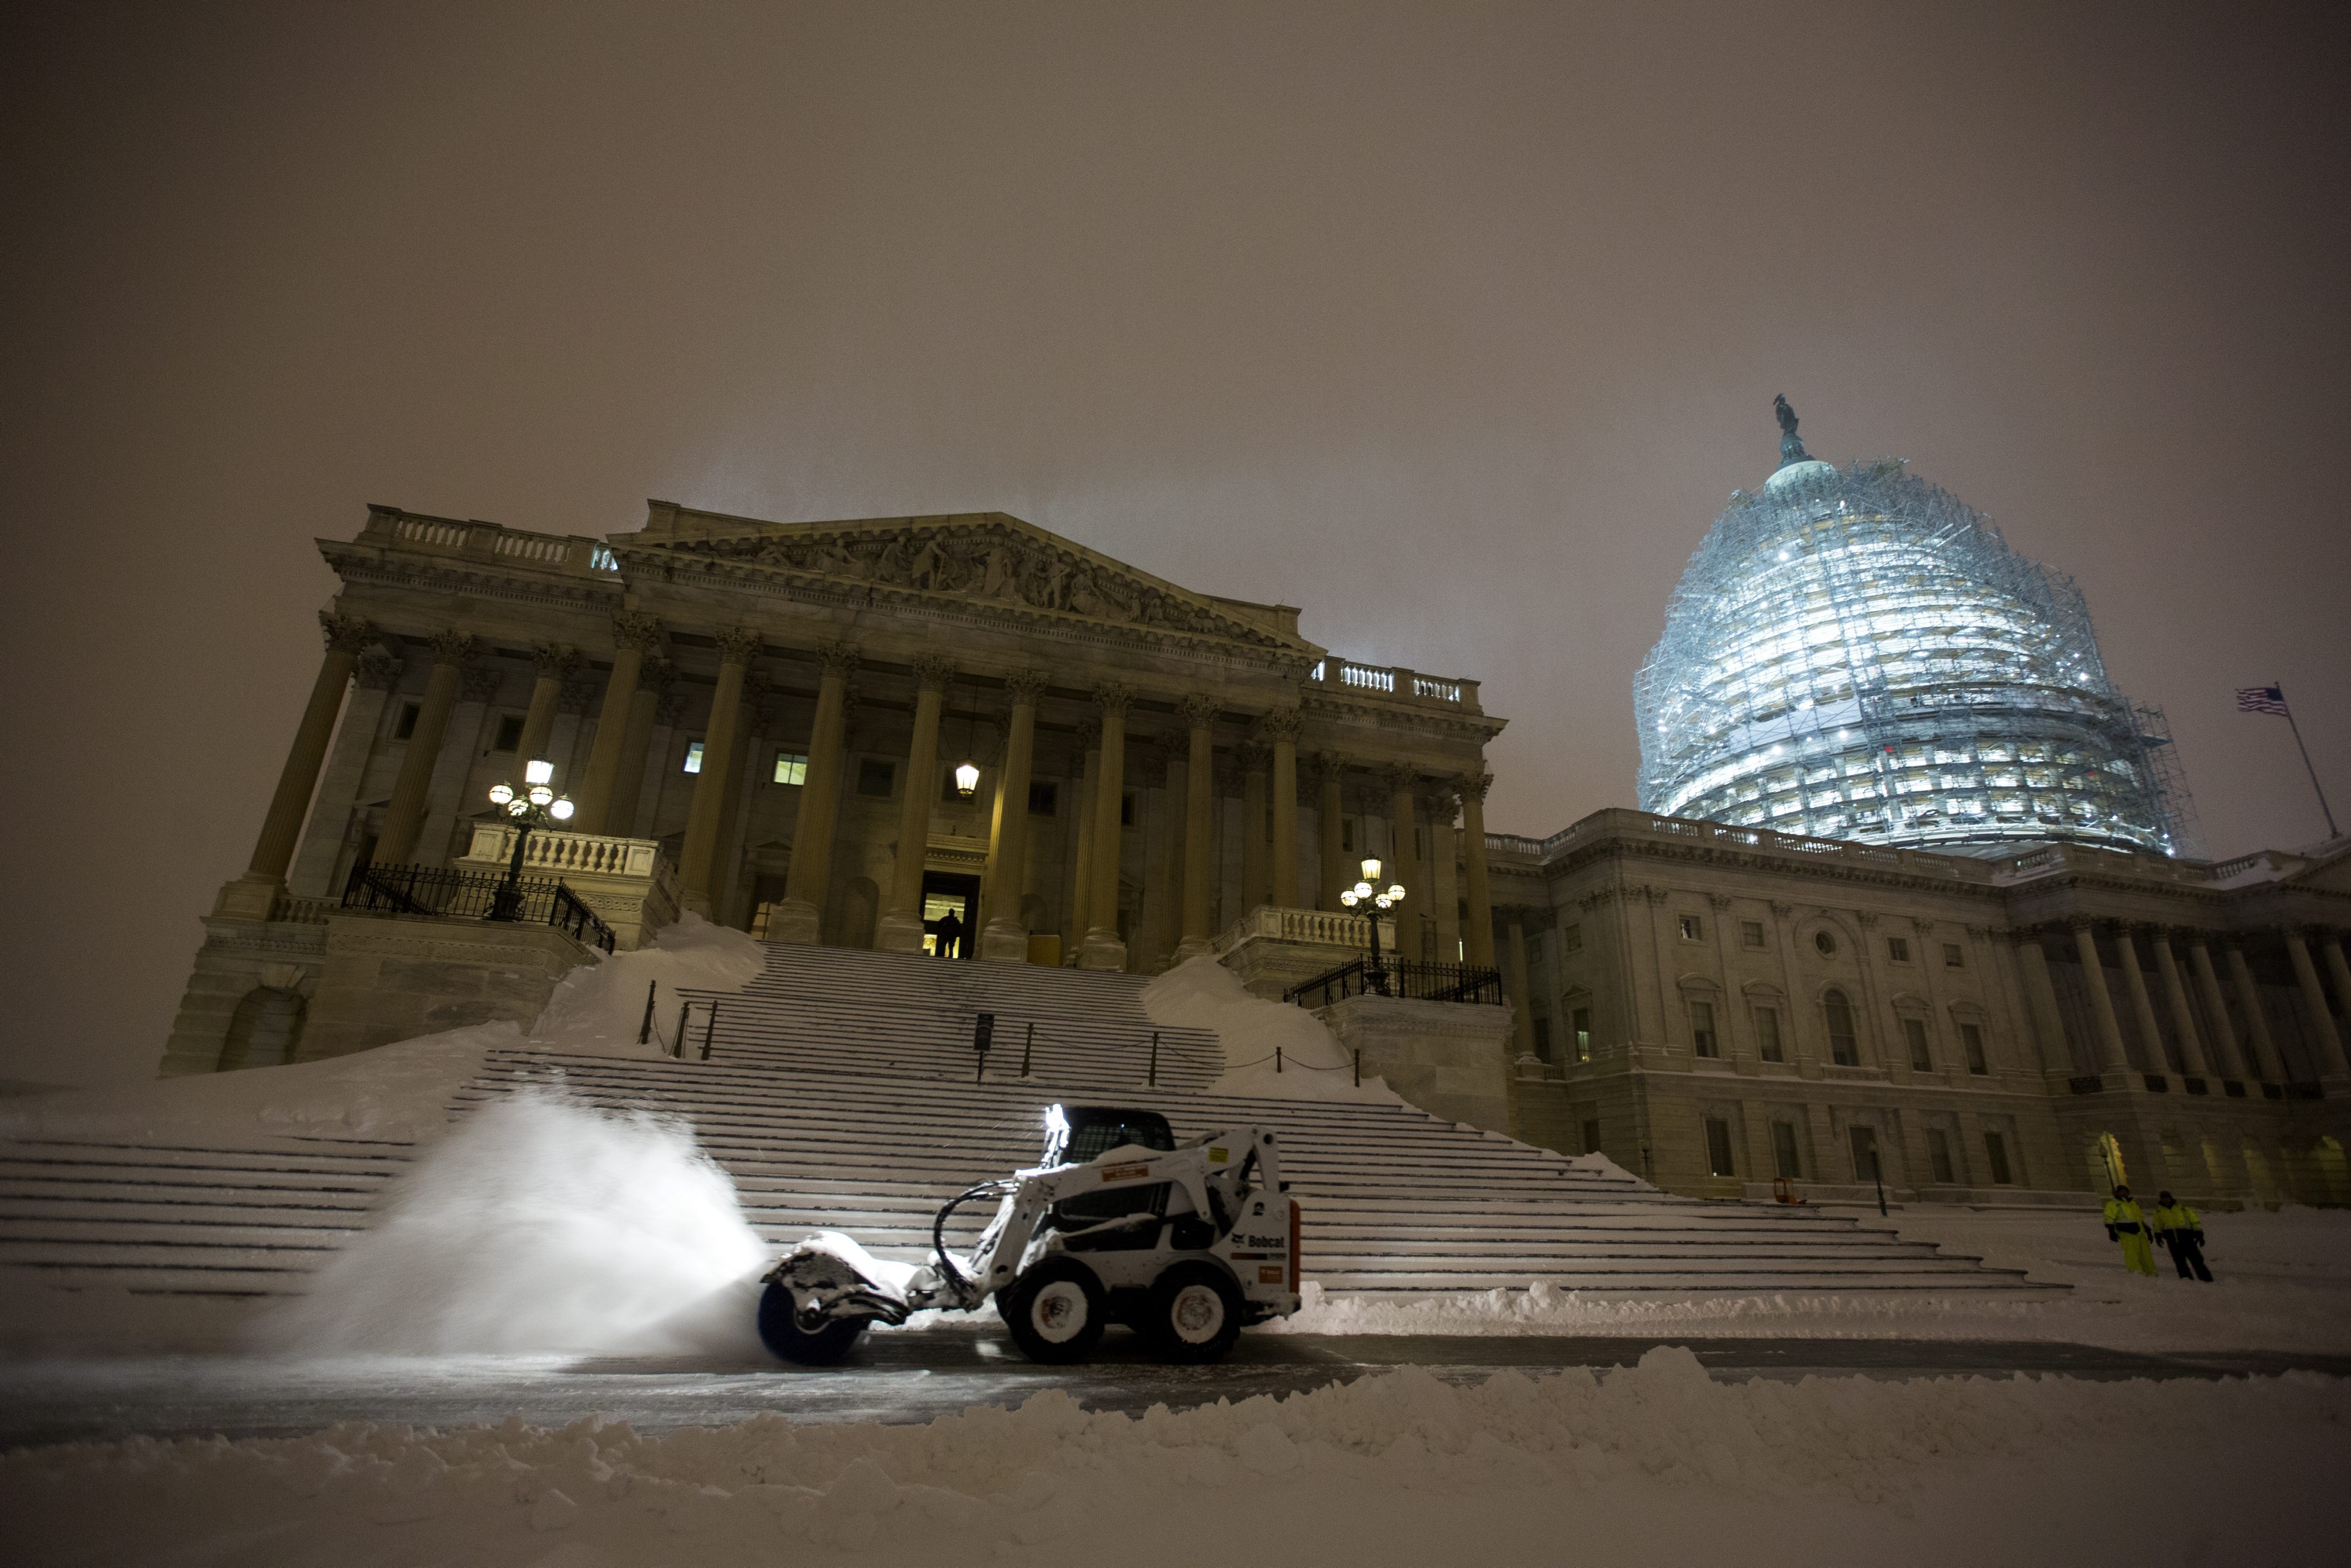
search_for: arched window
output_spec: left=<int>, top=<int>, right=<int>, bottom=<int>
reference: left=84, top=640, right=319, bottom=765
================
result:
left=1824, top=987, right=1860, bottom=1066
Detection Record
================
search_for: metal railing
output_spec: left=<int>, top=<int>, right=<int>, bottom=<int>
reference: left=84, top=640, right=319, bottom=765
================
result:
left=340, top=861, right=616, bottom=953
left=1283, top=958, right=1504, bottom=1008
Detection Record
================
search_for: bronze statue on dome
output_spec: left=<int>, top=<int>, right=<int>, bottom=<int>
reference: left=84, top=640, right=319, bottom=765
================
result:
left=1774, top=393, right=1810, bottom=468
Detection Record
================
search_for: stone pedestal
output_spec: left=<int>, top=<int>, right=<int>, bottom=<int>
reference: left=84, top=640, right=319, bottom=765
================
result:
left=876, top=911, right=929, bottom=953
left=452, top=825, right=678, bottom=950
left=980, top=919, right=1032, bottom=962
left=764, top=896, right=822, bottom=944
left=1315, top=992, right=1515, bottom=1134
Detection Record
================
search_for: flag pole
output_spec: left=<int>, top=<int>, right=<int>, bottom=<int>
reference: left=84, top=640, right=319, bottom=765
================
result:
left=2277, top=682, right=2340, bottom=840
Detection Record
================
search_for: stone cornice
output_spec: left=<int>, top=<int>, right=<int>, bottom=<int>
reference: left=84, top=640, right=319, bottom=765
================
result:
left=1300, top=688, right=1507, bottom=745
left=321, top=540, right=626, bottom=616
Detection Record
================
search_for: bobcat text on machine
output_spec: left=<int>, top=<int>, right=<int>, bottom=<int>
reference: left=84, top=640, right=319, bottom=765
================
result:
left=756, top=1104, right=1302, bottom=1365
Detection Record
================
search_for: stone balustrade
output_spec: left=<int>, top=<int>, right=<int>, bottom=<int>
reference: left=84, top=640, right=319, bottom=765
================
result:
left=455, top=825, right=677, bottom=949
left=362, top=504, right=618, bottom=578
left=1306, top=658, right=1480, bottom=713
left=1213, top=903, right=1395, bottom=955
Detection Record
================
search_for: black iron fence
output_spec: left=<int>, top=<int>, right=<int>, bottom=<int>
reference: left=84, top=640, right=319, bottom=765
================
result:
left=340, top=862, right=616, bottom=953
left=1283, top=958, right=1504, bottom=1009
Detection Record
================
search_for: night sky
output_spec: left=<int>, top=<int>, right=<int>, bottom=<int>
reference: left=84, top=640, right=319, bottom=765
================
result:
left=4, top=2, right=2346, bottom=1088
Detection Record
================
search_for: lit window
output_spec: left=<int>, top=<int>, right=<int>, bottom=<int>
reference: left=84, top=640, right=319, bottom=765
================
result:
left=772, top=751, right=808, bottom=786
left=1690, top=999, right=1718, bottom=1058
left=682, top=740, right=705, bottom=774
left=1741, top=920, right=1765, bottom=949
left=1678, top=915, right=1703, bottom=941
left=1572, top=1008, right=1592, bottom=1063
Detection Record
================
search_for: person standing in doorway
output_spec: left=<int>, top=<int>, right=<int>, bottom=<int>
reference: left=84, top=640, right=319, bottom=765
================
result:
left=2103, top=1185, right=2159, bottom=1277
left=2152, top=1190, right=2214, bottom=1282
left=933, top=906, right=965, bottom=960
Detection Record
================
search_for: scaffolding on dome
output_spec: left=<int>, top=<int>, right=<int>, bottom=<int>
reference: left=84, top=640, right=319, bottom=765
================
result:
left=1634, top=457, right=2201, bottom=859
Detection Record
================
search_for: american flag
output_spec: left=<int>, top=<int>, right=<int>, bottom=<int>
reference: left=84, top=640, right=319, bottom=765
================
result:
left=2237, top=685, right=2290, bottom=716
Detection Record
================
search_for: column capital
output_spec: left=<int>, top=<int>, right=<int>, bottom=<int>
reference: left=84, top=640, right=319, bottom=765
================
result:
left=1462, top=771, right=1495, bottom=802
left=1004, top=669, right=1051, bottom=707
left=1708, top=892, right=1736, bottom=911
left=637, top=654, right=677, bottom=694
left=612, top=612, right=665, bottom=657
left=817, top=641, right=863, bottom=680
left=1381, top=761, right=1418, bottom=793
left=1237, top=740, right=1271, bottom=773
left=655, top=689, right=690, bottom=727
left=1074, top=718, right=1102, bottom=752
left=1179, top=692, right=1221, bottom=729
left=713, top=626, right=763, bottom=666
left=1256, top=707, right=1303, bottom=744
left=2065, top=914, right=2100, bottom=934
left=557, top=673, right=600, bottom=715
left=459, top=666, right=503, bottom=705
left=1770, top=899, right=1796, bottom=917
left=1910, top=915, right=1937, bottom=933
left=910, top=653, right=955, bottom=692
left=354, top=649, right=402, bottom=690
left=1094, top=682, right=1135, bottom=719
left=428, top=628, right=480, bottom=665
left=531, top=642, right=582, bottom=678
left=320, top=611, right=377, bottom=655
left=1309, top=749, right=1346, bottom=779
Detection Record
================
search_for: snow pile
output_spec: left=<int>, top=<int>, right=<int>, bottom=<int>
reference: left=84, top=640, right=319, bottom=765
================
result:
left=7, top=1353, right=2348, bottom=1565
left=0, top=916, right=764, bottom=1148
left=265, top=1093, right=769, bottom=1356
left=1142, top=956, right=1399, bottom=1101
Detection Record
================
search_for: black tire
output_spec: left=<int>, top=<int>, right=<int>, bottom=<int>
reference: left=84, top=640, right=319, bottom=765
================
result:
left=999, top=1256, right=1108, bottom=1364
left=757, top=1280, right=868, bottom=1365
left=1143, top=1262, right=1245, bottom=1364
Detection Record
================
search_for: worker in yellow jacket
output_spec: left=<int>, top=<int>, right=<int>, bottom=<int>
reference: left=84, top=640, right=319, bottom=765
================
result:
left=2103, top=1185, right=2158, bottom=1277
left=2151, top=1190, right=2214, bottom=1282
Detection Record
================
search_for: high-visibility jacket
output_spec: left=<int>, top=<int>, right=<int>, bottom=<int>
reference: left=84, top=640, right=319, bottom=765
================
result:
left=2102, top=1197, right=2148, bottom=1235
left=2154, top=1202, right=2201, bottom=1236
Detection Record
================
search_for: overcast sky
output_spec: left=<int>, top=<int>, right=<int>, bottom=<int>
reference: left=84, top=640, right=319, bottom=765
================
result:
left=4, top=1, right=2346, bottom=1088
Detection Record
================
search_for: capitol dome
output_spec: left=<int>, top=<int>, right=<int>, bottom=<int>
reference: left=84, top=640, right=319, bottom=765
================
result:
left=1632, top=402, right=2197, bottom=857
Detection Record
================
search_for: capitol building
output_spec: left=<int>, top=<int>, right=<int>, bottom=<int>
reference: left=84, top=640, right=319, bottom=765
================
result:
left=164, top=406, right=2351, bottom=1208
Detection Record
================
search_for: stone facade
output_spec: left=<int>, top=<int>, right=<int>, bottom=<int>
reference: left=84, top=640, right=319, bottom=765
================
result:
left=1488, top=809, right=2351, bottom=1208
left=164, top=502, right=1507, bottom=1073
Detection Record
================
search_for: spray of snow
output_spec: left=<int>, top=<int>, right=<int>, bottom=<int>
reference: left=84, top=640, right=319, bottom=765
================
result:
left=1142, top=956, right=1400, bottom=1102
left=266, top=1092, right=769, bottom=1355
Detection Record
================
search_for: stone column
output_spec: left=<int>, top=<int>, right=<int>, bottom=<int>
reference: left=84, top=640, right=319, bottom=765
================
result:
left=1460, top=771, right=1497, bottom=969
left=1176, top=695, right=1219, bottom=960
left=878, top=655, right=953, bottom=952
left=2149, top=929, right=2212, bottom=1078
left=2186, top=936, right=2245, bottom=1080
left=773, top=643, right=858, bottom=942
left=550, top=671, right=601, bottom=787
left=1065, top=725, right=1100, bottom=957
left=980, top=671, right=1048, bottom=961
left=2012, top=931, right=2071, bottom=1073
left=288, top=646, right=401, bottom=898
left=216, top=611, right=379, bottom=917
left=1384, top=764, right=1423, bottom=962
left=2223, top=940, right=2286, bottom=1082
left=1138, top=748, right=1178, bottom=968
left=375, top=630, right=476, bottom=867
left=2285, top=928, right=2350, bottom=1079
left=1078, top=686, right=1132, bottom=971
left=1314, top=753, right=1347, bottom=910
left=1263, top=709, right=1302, bottom=909
left=605, top=658, right=673, bottom=841
left=677, top=627, right=763, bottom=919
left=1237, top=742, right=1269, bottom=917
left=2113, top=925, right=2168, bottom=1073
left=514, top=643, right=579, bottom=769
left=575, top=612, right=662, bottom=834
left=1503, top=908, right=1536, bottom=1058
left=2070, top=919, right=2132, bottom=1074
left=1429, top=788, right=1461, bottom=962
left=711, top=673, right=770, bottom=926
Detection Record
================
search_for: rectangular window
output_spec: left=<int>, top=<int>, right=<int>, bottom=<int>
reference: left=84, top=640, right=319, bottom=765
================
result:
left=1678, top=914, right=1702, bottom=941
left=1961, top=1022, right=1988, bottom=1075
left=1984, top=1131, right=2014, bottom=1185
left=1849, top=1125, right=1881, bottom=1183
left=1741, top=919, right=1765, bottom=949
left=1531, top=1016, right=1553, bottom=1061
left=1704, top=1117, right=1736, bottom=1178
left=855, top=758, right=894, bottom=797
left=1527, top=933, right=1545, bottom=969
left=1690, top=999, right=1718, bottom=1058
left=772, top=751, right=808, bottom=786
left=1120, top=790, right=1136, bottom=827
left=1771, top=1121, right=1802, bottom=1179
left=492, top=714, right=525, bottom=753
left=1928, top=1128, right=1956, bottom=1185
left=1581, top=1118, right=1601, bottom=1156
left=1887, top=936, right=1911, bottom=963
left=1572, top=1008, right=1592, bottom=1063
left=1341, top=818, right=1356, bottom=853
left=1028, top=780, right=1057, bottom=816
left=1943, top=942, right=1965, bottom=968
left=1755, top=1005, right=1784, bottom=1063
left=1903, top=1016, right=1933, bottom=1072
left=394, top=702, right=420, bottom=740
left=682, top=740, right=705, bottom=774
left=1562, top=923, right=1584, bottom=954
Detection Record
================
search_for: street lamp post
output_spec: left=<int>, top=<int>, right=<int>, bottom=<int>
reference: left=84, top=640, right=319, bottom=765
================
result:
left=1338, top=856, right=1406, bottom=997
left=486, top=758, right=575, bottom=921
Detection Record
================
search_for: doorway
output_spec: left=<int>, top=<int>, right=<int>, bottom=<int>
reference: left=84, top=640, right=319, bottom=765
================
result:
left=921, top=871, right=981, bottom=959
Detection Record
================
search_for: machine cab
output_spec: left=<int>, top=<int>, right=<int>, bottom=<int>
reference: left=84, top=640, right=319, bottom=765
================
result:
left=1043, top=1105, right=1178, bottom=1242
